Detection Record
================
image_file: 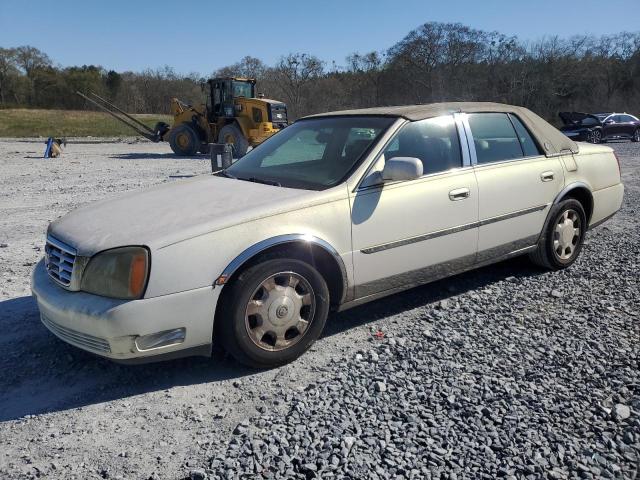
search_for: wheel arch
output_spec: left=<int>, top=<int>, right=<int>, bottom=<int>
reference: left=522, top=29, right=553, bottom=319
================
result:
left=214, top=234, right=349, bottom=315
left=552, top=181, right=594, bottom=223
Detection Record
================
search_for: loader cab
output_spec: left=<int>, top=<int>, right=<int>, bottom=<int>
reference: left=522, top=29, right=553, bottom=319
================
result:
left=207, top=77, right=256, bottom=120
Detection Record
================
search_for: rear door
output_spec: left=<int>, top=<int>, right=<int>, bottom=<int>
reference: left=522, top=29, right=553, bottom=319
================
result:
left=464, top=112, right=564, bottom=261
left=618, top=114, right=637, bottom=138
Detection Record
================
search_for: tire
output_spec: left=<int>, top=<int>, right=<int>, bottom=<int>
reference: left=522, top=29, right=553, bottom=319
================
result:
left=529, top=198, right=587, bottom=270
left=217, top=259, right=330, bottom=368
left=633, top=129, right=640, bottom=143
left=168, top=124, right=200, bottom=156
left=218, top=124, right=249, bottom=157
left=587, top=129, right=602, bottom=144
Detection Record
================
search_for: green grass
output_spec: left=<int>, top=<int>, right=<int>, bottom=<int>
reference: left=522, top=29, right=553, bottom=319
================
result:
left=0, top=108, right=173, bottom=138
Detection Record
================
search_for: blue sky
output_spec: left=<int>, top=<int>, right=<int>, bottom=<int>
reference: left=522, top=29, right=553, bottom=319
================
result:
left=1, top=0, right=638, bottom=75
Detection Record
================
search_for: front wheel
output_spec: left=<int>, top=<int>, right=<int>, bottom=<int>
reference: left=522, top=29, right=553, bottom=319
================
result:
left=587, top=129, right=602, bottom=144
left=168, top=124, right=201, bottom=156
left=529, top=199, right=586, bottom=270
left=633, top=129, right=640, bottom=143
left=217, top=259, right=330, bottom=368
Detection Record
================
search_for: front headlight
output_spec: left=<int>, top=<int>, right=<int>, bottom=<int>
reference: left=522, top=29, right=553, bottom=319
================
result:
left=81, top=247, right=149, bottom=299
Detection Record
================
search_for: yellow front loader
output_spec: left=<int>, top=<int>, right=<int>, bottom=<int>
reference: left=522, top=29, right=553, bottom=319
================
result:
left=77, top=77, right=288, bottom=157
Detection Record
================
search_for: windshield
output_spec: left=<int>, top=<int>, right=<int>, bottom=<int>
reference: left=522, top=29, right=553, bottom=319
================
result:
left=225, top=116, right=395, bottom=190
left=232, top=81, right=254, bottom=98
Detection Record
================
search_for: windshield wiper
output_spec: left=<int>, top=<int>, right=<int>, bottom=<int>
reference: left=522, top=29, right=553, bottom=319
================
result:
left=237, top=176, right=281, bottom=187
left=216, top=170, right=236, bottom=179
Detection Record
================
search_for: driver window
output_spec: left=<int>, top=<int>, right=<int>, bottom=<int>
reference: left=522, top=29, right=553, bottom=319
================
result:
left=381, top=115, right=463, bottom=175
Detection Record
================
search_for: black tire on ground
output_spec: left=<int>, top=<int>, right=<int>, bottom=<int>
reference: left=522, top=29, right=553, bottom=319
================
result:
left=168, top=123, right=200, bottom=156
left=216, top=258, right=330, bottom=369
left=529, top=198, right=587, bottom=270
left=587, top=129, right=602, bottom=144
left=633, top=129, right=640, bottom=143
left=218, top=124, right=250, bottom=157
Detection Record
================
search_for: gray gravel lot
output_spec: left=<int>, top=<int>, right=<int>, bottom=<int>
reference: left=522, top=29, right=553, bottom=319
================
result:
left=0, top=139, right=638, bottom=480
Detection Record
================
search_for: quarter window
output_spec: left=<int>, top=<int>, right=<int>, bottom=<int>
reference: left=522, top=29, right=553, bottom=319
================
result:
left=509, top=114, right=542, bottom=157
left=468, top=113, right=524, bottom=164
left=381, top=115, right=462, bottom=175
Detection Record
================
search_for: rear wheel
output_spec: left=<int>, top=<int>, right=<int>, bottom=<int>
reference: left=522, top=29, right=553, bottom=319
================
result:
left=218, top=124, right=249, bottom=157
left=169, top=124, right=200, bottom=156
left=529, top=199, right=586, bottom=270
left=587, top=129, right=602, bottom=144
left=633, top=129, right=640, bottom=143
left=217, top=259, right=330, bottom=368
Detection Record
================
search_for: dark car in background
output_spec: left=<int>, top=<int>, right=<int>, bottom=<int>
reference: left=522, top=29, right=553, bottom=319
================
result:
left=559, top=111, right=640, bottom=144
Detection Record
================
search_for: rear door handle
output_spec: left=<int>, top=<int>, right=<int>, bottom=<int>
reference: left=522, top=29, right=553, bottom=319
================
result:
left=449, top=187, right=470, bottom=201
left=540, top=171, right=555, bottom=182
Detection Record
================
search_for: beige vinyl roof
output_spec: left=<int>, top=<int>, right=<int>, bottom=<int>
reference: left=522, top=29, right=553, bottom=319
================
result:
left=303, top=102, right=578, bottom=155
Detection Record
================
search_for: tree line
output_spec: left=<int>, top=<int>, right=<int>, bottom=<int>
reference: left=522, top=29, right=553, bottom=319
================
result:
left=1, top=23, right=639, bottom=123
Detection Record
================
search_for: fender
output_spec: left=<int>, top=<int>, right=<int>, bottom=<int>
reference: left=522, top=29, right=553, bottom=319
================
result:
left=214, top=234, right=350, bottom=303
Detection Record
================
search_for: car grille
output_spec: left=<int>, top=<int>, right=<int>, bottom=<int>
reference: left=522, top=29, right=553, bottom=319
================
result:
left=45, top=235, right=77, bottom=286
left=41, top=314, right=111, bottom=353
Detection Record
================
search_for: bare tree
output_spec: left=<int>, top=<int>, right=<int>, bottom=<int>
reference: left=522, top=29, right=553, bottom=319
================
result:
left=270, top=53, right=324, bottom=118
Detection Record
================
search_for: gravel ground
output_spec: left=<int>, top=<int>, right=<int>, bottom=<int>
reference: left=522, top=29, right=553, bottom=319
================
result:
left=0, top=139, right=638, bottom=480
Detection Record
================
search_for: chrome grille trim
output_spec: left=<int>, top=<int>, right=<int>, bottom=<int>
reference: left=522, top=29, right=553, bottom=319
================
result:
left=45, top=235, right=77, bottom=287
left=41, top=314, right=111, bottom=353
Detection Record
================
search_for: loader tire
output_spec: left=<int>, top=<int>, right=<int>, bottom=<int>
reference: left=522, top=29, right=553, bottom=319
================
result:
left=219, top=124, right=249, bottom=157
left=169, top=124, right=200, bottom=156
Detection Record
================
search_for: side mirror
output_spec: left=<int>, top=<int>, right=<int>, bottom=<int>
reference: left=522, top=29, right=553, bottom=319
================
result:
left=604, top=119, right=615, bottom=125
left=382, top=157, right=423, bottom=182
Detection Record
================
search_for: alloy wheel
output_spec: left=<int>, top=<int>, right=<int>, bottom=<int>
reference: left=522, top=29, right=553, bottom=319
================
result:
left=589, top=130, right=601, bottom=144
left=553, top=209, right=582, bottom=260
left=244, top=272, right=316, bottom=352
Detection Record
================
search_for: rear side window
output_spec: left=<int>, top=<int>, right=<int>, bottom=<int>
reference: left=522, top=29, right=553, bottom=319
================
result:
left=382, top=115, right=462, bottom=175
left=509, top=114, right=542, bottom=157
left=619, top=114, right=635, bottom=122
left=468, top=113, right=524, bottom=164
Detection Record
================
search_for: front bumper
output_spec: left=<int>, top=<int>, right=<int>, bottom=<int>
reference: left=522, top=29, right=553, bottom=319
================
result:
left=561, top=130, right=589, bottom=141
left=31, top=260, right=219, bottom=361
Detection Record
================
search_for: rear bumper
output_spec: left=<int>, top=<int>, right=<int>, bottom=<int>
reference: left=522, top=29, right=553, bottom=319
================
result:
left=31, top=260, right=219, bottom=361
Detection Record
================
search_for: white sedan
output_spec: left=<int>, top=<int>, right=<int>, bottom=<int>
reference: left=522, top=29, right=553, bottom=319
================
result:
left=31, top=103, right=624, bottom=367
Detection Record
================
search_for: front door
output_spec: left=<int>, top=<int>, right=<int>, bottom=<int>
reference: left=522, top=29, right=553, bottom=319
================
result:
left=350, top=115, right=479, bottom=299
left=602, top=115, right=620, bottom=139
left=465, top=112, right=565, bottom=261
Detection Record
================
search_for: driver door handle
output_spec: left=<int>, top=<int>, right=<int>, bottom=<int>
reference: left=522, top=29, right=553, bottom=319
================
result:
left=449, top=188, right=470, bottom=201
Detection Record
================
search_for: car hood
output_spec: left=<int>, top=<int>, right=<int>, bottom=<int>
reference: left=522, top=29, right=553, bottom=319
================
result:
left=558, top=111, right=601, bottom=126
left=48, top=174, right=320, bottom=256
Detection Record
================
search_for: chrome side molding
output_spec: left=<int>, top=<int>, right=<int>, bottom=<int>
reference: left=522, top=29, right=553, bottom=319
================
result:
left=361, top=204, right=548, bottom=254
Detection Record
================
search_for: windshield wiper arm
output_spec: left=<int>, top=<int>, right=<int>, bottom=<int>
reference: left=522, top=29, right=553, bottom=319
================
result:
left=216, top=170, right=236, bottom=179
left=237, top=176, right=281, bottom=187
